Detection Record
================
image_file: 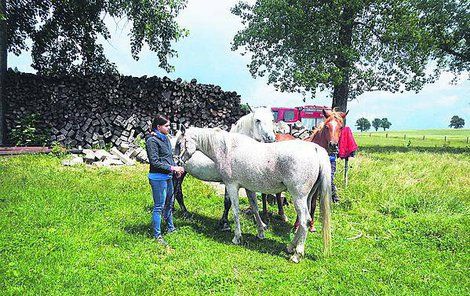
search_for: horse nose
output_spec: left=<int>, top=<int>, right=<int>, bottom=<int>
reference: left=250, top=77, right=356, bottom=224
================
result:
left=264, top=133, right=276, bottom=143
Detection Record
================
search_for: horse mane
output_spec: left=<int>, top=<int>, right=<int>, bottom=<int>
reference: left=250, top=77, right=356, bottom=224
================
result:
left=312, top=109, right=344, bottom=133
left=193, top=128, right=229, bottom=156
left=230, top=113, right=253, bottom=135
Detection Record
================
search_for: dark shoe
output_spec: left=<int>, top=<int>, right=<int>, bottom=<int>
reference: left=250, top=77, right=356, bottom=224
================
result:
left=156, top=236, right=168, bottom=247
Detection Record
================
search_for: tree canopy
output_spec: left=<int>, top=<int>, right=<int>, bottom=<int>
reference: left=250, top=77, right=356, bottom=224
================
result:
left=231, top=0, right=469, bottom=111
left=355, top=117, right=371, bottom=132
left=372, top=118, right=382, bottom=131
left=449, top=115, right=465, bottom=129
left=380, top=117, right=392, bottom=131
left=6, top=0, right=188, bottom=75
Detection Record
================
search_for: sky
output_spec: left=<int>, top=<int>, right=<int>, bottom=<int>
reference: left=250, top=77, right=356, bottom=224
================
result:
left=8, top=0, right=470, bottom=131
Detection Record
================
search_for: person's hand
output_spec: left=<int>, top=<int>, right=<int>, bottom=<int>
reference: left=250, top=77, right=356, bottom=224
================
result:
left=171, top=166, right=185, bottom=178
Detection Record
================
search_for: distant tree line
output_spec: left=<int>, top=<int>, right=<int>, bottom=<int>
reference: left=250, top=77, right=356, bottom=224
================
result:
left=356, top=118, right=392, bottom=132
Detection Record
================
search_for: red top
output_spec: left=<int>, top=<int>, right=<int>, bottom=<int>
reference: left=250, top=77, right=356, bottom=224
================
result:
left=338, top=126, right=358, bottom=159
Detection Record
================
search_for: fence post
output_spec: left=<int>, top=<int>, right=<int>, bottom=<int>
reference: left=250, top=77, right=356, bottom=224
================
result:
left=404, top=134, right=406, bottom=140
left=386, top=133, right=388, bottom=138
left=445, top=136, right=447, bottom=142
left=467, top=137, right=469, bottom=144
left=422, top=135, right=425, bottom=140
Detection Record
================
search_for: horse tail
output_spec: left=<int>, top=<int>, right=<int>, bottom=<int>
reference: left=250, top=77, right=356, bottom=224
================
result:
left=318, top=153, right=332, bottom=256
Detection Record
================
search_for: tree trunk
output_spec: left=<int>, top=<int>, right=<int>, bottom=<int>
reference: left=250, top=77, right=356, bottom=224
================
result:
left=0, top=0, right=6, bottom=145
left=332, top=5, right=355, bottom=113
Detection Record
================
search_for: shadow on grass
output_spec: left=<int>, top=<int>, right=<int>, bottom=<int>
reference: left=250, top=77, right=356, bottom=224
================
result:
left=360, top=145, right=469, bottom=154
left=124, top=208, right=320, bottom=261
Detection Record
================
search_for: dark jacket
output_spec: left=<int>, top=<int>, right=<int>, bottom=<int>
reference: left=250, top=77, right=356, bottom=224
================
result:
left=145, top=132, right=175, bottom=174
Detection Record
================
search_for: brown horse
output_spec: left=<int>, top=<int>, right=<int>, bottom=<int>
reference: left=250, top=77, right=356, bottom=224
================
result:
left=262, top=109, right=348, bottom=231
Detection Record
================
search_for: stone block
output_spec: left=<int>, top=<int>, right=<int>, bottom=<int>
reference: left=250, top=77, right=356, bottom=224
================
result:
left=110, top=147, right=135, bottom=166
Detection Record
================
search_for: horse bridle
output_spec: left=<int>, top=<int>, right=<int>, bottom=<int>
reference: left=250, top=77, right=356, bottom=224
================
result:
left=174, top=137, right=187, bottom=165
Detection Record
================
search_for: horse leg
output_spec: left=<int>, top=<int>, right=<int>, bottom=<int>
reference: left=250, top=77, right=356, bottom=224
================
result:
left=309, top=191, right=318, bottom=232
left=293, top=216, right=300, bottom=233
left=261, top=193, right=268, bottom=219
left=226, top=184, right=242, bottom=244
left=246, top=189, right=267, bottom=239
left=173, top=172, right=189, bottom=215
left=276, top=192, right=288, bottom=222
left=288, top=196, right=309, bottom=263
left=218, top=187, right=231, bottom=231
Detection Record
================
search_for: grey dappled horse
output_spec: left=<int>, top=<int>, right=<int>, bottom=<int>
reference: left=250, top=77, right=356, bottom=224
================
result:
left=171, top=108, right=276, bottom=223
left=177, top=127, right=332, bottom=263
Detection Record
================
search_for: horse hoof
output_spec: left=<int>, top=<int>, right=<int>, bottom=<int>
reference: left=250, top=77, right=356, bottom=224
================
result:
left=232, top=236, right=241, bottom=245
left=309, top=226, right=316, bottom=232
left=289, top=254, right=301, bottom=263
left=257, top=232, right=265, bottom=239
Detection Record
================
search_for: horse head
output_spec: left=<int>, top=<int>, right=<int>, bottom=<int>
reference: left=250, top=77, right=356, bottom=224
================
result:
left=319, top=109, right=348, bottom=154
left=251, top=107, right=276, bottom=143
left=174, top=126, right=198, bottom=164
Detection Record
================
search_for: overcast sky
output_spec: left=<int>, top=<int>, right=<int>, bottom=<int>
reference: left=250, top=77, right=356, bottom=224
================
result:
left=9, top=0, right=469, bottom=131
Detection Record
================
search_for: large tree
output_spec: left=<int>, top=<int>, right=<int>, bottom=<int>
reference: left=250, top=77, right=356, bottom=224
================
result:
left=231, top=0, right=469, bottom=112
left=449, top=115, right=465, bottom=129
left=372, top=118, right=382, bottom=131
left=0, top=0, right=188, bottom=145
left=380, top=117, right=392, bottom=131
left=355, top=117, right=371, bottom=132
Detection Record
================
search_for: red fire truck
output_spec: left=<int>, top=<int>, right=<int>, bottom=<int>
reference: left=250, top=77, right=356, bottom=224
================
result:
left=271, top=105, right=331, bottom=130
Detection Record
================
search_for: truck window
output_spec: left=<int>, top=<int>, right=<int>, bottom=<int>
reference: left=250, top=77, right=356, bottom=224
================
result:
left=284, top=110, right=295, bottom=121
left=272, top=111, right=278, bottom=121
left=301, top=118, right=315, bottom=130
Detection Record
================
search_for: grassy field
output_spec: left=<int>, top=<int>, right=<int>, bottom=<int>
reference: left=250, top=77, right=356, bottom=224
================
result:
left=355, top=129, right=470, bottom=150
left=1, top=131, right=469, bottom=295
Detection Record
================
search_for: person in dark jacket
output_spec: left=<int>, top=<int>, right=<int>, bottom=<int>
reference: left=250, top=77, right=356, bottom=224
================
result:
left=146, top=115, right=185, bottom=245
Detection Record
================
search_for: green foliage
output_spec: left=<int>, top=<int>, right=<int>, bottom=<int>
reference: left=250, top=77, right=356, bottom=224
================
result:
left=50, top=141, right=67, bottom=157
left=239, top=103, right=252, bottom=113
left=355, top=117, right=371, bottom=132
left=381, top=118, right=392, bottom=131
left=449, top=115, right=465, bottom=129
left=372, top=118, right=382, bottom=131
left=231, top=0, right=469, bottom=110
left=9, top=113, right=49, bottom=146
left=134, top=134, right=146, bottom=149
left=6, top=0, right=188, bottom=75
left=0, top=145, right=468, bottom=294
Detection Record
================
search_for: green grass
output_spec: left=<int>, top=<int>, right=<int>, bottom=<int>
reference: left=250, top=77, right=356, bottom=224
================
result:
left=355, top=128, right=470, bottom=151
left=1, top=147, right=469, bottom=295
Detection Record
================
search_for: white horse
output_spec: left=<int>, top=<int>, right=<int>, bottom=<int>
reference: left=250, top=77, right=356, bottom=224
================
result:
left=172, top=107, right=276, bottom=221
left=177, top=127, right=332, bottom=263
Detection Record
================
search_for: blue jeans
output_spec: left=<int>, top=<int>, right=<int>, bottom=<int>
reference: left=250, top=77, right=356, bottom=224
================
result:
left=149, top=178, right=175, bottom=238
left=330, top=158, right=338, bottom=200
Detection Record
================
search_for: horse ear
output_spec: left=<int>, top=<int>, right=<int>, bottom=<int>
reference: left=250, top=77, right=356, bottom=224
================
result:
left=342, top=110, right=349, bottom=118
left=322, top=109, right=329, bottom=118
left=180, top=124, right=186, bottom=135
